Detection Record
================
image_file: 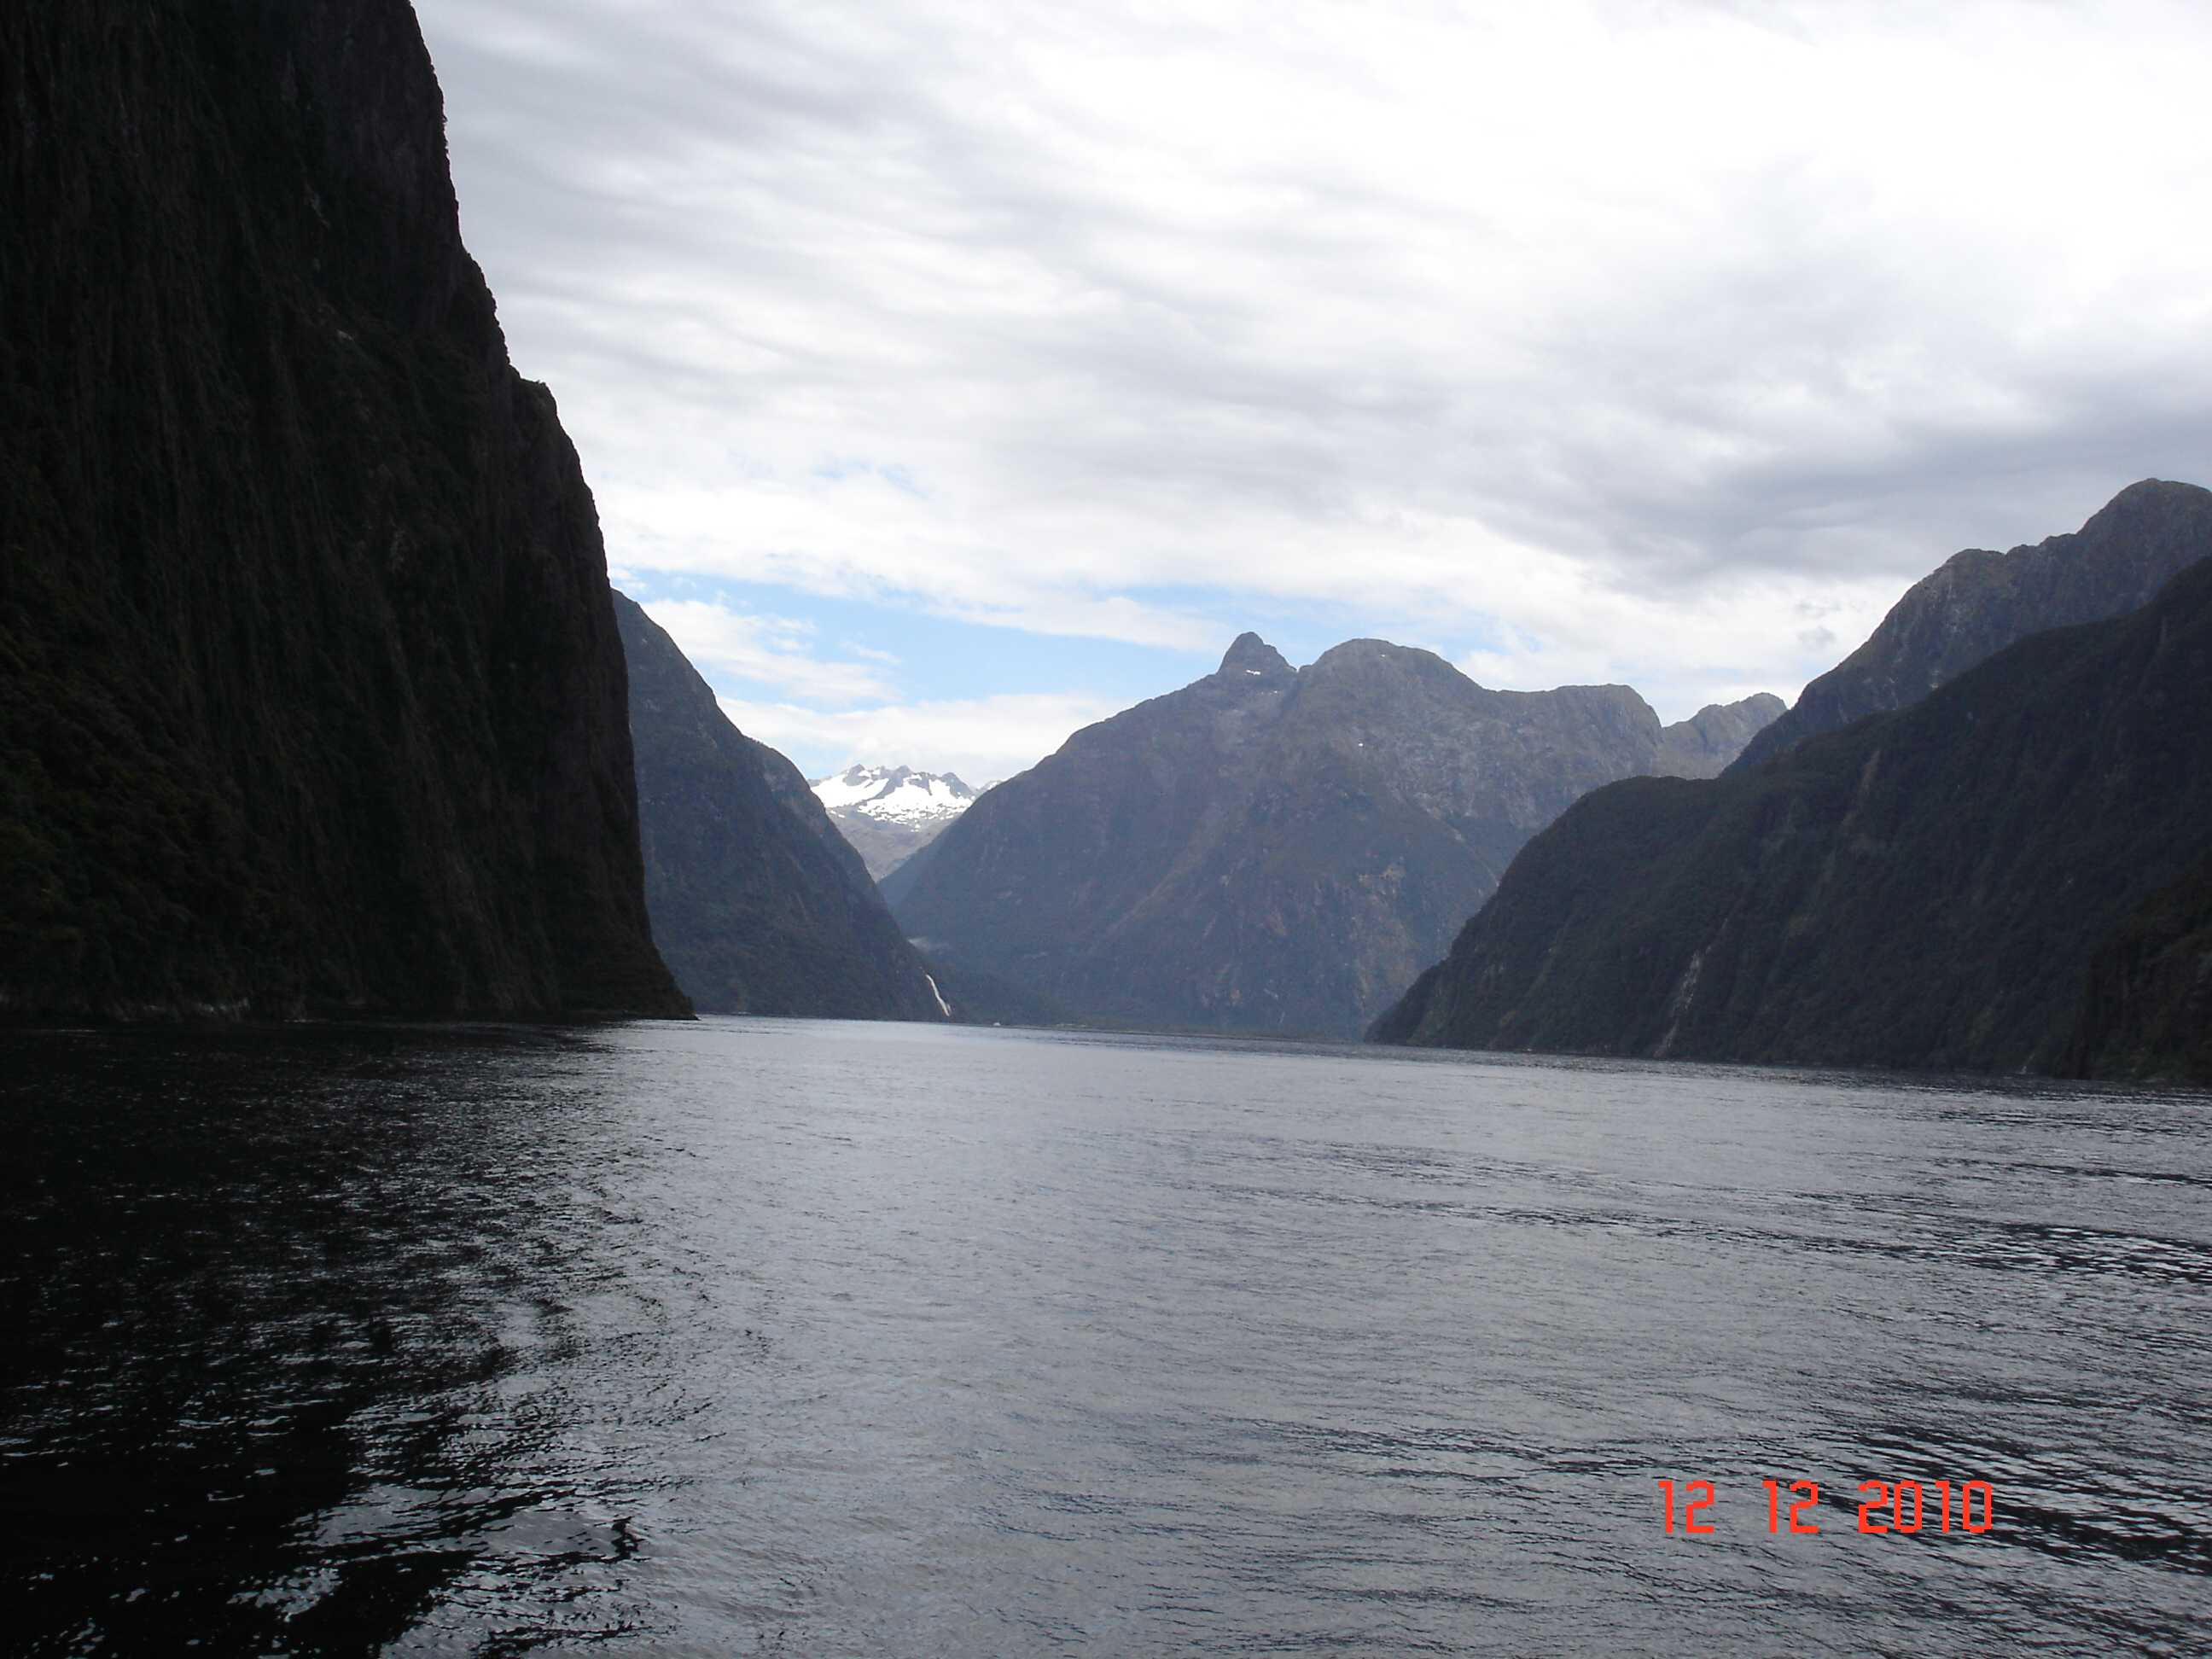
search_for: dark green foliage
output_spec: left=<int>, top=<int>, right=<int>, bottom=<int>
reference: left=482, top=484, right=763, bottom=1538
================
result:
left=2062, top=856, right=2212, bottom=1082
left=614, top=595, right=944, bottom=1022
left=1, top=1, right=685, bottom=1019
left=1373, top=560, right=2212, bottom=1082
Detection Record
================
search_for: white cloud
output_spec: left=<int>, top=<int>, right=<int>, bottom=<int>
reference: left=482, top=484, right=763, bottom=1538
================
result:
left=420, top=0, right=2212, bottom=721
left=638, top=597, right=897, bottom=704
left=608, top=470, right=1218, bottom=649
left=716, top=691, right=1126, bottom=785
left=1441, top=544, right=1904, bottom=713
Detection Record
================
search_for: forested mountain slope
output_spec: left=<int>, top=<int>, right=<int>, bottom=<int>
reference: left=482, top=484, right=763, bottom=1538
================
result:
left=1374, top=560, right=2212, bottom=1081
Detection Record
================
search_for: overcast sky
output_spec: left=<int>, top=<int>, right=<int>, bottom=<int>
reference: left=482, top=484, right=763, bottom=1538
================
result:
left=417, top=0, right=2212, bottom=783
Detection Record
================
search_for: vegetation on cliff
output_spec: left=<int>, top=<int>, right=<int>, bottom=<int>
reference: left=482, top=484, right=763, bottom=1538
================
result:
left=1372, top=559, right=2212, bottom=1081
left=2061, top=855, right=2212, bottom=1082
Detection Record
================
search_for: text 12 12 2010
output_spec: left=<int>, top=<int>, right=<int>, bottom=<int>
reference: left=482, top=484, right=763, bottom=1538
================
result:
left=1656, top=1478, right=1995, bottom=1535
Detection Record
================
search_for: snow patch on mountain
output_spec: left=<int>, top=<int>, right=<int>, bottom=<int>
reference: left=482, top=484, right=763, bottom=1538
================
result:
left=812, top=765, right=980, bottom=823
left=808, top=765, right=987, bottom=881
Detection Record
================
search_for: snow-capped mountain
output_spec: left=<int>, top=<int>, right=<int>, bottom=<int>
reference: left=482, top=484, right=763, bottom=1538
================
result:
left=809, top=765, right=985, bottom=881
left=813, top=765, right=977, bottom=824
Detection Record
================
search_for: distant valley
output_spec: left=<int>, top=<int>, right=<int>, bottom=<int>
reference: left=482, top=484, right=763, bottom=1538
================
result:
left=614, top=599, right=950, bottom=1023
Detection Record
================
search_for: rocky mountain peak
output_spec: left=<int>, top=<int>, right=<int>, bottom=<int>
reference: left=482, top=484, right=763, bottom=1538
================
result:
left=1732, top=478, right=2212, bottom=771
left=810, top=762, right=985, bottom=881
left=1217, top=632, right=1295, bottom=680
left=1307, top=638, right=1443, bottom=676
left=1654, top=691, right=1789, bottom=779
left=2089, top=475, right=2206, bottom=526
left=815, top=765, right=977, bottom=815
left=891, top=631, right=1778, bottom=1039
left=1373, top=553, right=2212, bottom=1081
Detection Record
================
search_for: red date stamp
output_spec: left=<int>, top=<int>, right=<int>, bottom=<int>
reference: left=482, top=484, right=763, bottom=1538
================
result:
left=1657, top=1477, right=1995, bottom=1535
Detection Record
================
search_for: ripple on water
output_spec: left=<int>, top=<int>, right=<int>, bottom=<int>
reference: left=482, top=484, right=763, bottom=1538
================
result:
left=2, top=1021, right=2207, bottom=1655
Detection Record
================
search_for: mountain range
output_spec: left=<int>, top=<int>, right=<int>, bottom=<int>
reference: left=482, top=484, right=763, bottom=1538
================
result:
left=811, top=765, right=985, bottom=880
left=1376, top=482, right=2212, bottom=1080
left=886, top=635, right=1780, bottom=1039
left=12, top=3, right=2205, bottom=1078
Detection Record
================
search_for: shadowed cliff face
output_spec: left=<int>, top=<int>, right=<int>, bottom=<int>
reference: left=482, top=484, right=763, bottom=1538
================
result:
left=1374, top=557, right=2212, bottom=1083
left=2063, top=856, right=2212, bottom=1084
left=1, top=1, right=685, bottom=1018
left=1732, top=479, right=2212, bottom=772
left=887, top=634, right=1778, bottom=1039
left=614, top=596, right=946, bottom=1022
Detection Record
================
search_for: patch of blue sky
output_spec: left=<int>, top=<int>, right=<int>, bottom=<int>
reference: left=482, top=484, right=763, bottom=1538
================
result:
left=613, top=573, right=1206, bottom=707
left=612, top=568, right=1527, bottom=710
left=810, top=457, right=926, bottom=498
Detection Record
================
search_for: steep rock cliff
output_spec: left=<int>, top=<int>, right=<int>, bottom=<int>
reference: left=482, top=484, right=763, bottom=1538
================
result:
left=1, top=0, right=686, bottom=1018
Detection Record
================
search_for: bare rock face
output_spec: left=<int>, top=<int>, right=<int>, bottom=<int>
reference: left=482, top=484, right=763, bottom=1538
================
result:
left=1733, top=479, right=2212, bottom=772
left=888, top=635, right=1777, bottom=1039
left=0, top=0, right=685, bottom=1019
left=1655, top=695, right=1788, bottom=778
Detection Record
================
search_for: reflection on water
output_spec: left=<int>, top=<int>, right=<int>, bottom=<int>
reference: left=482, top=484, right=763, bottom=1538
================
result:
left=3, top=1021, right=2208, bottom=1655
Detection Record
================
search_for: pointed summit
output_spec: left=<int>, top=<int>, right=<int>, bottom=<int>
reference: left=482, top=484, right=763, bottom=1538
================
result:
left=1218, top=632, right=1293, bottom=679
left=1729, top=477, right=2212, bottom=771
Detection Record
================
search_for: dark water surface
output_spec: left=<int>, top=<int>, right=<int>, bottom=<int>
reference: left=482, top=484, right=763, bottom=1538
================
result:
left=3, top=1020, right=2208, bottom=1656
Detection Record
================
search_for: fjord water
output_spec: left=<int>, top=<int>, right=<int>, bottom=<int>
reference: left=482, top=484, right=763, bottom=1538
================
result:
left=4, top=1023, right=2207, bottom=1656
